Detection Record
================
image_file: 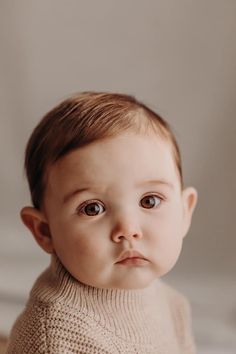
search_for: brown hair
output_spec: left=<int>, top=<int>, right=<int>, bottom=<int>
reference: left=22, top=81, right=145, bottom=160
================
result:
left=24, top=92, right=183, bottom=209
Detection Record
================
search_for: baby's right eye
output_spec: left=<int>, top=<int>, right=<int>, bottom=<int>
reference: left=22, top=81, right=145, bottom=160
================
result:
left=78, top=201, right=105, bottom=216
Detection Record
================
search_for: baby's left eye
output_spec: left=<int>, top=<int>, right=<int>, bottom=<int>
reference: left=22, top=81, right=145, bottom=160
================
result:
left=140, top=195, right=162, bottom=209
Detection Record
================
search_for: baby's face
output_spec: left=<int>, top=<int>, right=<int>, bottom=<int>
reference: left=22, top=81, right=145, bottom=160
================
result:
left=43, top=132, right=191, bottom=289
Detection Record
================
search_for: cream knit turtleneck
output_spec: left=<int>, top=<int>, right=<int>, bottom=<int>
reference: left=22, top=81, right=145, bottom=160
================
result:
left=6, top=255, right=196, bottom=353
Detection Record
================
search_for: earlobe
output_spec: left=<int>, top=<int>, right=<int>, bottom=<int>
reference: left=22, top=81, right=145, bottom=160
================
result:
left=20, top=206, right=54, bottom=254
left=181, top=187, right=198, bottom=238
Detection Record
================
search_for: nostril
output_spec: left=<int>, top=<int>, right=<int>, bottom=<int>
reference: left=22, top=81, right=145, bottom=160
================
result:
left=114, top=233, right=142, bottom=242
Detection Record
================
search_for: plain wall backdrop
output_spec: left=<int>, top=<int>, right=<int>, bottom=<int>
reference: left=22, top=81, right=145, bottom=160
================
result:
left=0, top=1, right=236, bottom=352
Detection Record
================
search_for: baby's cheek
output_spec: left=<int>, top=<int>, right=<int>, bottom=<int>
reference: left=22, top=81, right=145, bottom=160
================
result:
left=150, top=230, right=183, bottom=270
left=162, top=236, right=183, bottom=268
left=72, top=231, right=102, bottom=257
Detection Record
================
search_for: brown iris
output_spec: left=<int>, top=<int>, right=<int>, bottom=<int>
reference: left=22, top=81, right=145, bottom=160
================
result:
left=140, top=195, right=161, bottom=209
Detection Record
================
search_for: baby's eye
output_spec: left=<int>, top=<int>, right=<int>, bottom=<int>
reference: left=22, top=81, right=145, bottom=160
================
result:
left=140, top=195, right=162, bottom=209
left=79, top=201, right=105, bottom=216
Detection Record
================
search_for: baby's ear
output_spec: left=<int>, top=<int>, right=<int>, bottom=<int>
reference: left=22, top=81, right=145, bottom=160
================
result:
left=20, top=206, right=54, bottom=254
left=181, top=187, right=198, bottom=238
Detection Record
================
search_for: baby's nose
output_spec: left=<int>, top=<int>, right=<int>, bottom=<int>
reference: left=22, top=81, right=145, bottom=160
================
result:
left=111, top=216, right=143, bottom=243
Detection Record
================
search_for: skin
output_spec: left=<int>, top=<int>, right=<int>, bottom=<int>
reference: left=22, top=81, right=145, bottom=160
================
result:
left=21, top=132, right=198, bottom=289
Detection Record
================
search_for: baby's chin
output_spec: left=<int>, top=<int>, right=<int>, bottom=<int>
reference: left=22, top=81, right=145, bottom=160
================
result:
left=92, top=273, right=159, bottom=290
left=70, top=264, right=163, bottom=290
left=113, top=277, right=159, bottom=290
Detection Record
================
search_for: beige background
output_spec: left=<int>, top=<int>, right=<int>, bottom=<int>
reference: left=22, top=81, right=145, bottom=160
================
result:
left=0, top=1, right=236, bottom=353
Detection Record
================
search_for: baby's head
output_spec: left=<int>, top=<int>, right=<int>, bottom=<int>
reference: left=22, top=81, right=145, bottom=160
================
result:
left=21, top=92, right=197, bottom=289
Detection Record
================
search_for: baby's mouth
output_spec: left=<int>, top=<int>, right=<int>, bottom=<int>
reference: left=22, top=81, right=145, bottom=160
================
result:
left=115, top=249, right=148, bottom=264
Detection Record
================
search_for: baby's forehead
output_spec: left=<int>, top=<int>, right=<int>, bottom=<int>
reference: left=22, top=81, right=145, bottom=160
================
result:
left=44, top=126, right=172, bottom=180
left=46, top=133, right=177, bottom=193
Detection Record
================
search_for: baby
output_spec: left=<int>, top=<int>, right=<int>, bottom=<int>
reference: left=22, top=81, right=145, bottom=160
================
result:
left=6, top=92, right=198, bottom=354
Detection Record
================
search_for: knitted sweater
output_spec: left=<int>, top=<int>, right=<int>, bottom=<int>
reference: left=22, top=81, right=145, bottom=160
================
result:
left=6, top=256, right=196, bottom=354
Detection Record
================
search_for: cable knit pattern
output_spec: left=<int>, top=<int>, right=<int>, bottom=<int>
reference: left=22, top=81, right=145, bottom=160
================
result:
left=6, top=255, right=196, bottom=353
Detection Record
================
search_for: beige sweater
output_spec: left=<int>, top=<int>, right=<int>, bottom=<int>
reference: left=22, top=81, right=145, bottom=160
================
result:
left=6, top=256, right=196, bottom=353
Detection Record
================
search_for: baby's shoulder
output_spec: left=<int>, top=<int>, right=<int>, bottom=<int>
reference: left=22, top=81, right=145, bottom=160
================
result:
left=157, top=280, right=196, bottom=353
left=7, top=299, right=112, bottom=354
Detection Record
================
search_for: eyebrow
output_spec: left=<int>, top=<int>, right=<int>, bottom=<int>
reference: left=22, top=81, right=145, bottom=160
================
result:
left=63, top=186, right=101, bottom=204
left=63, top=179, right=174, bottom=204
left=136, top=179, right=174, bottom=189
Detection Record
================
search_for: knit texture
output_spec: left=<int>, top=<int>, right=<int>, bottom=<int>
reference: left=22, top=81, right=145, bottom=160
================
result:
left=6, top=255, right=196, bottom=353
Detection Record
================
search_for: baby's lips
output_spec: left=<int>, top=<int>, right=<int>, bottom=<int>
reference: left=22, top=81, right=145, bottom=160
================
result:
left=116, top=249, right=147, bottom=263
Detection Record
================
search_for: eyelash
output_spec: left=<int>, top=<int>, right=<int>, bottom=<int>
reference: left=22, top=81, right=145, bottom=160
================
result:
left=76, top=194, right=165, bottom=216
left=77, top=200, right=102, bottom=216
